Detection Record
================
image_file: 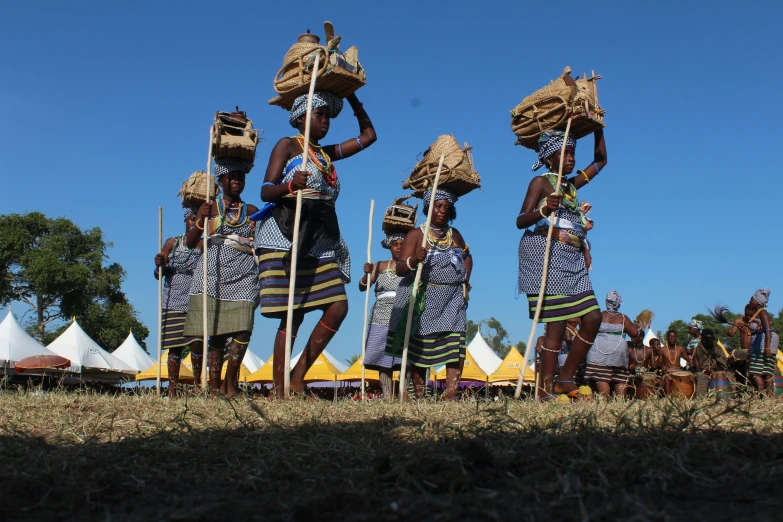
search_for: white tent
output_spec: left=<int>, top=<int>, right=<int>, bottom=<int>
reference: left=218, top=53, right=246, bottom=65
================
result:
left=112, top=331, right=156, bottom=372
left=290, top=349, right=349, bottom=373
left=242, top=349, right=265, bottom=374
left=0, top=310, right=57, bottom=364
left=47, top=319, right=135, bottom=374
left=467, top=327, right=503, bottom=375
left=643, top=325, right=658, bottom=347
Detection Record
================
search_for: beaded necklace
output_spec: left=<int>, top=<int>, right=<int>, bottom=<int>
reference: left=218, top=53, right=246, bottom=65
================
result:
left=294, top=134, right=337, bottom=186
left=424, top=225, right=453, bottom=251
left=217, top=197, right=247, bottom=228
left=384, top=259, right=396, bottom=275
left=665, top=345, right=678, bottom=365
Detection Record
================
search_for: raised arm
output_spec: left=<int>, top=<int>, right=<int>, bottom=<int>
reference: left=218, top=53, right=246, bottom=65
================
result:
left=321, top=93, right=376, bottom=161
left=571, top=129, right=606, bottom=189
left=623, top=315, right=641, bottom=341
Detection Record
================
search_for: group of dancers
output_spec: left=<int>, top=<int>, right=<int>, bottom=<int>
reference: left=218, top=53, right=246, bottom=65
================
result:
left=537, top=288, right=779, bottom=399
left=153, top=80, right=776, bottom=401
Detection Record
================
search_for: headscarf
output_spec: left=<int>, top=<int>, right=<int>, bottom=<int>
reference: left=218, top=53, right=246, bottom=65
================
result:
left=532, top=130, right=576, bottom=171
left=688, top=319, right=703, bottom=331
left=752, top=288, right=770, bottom=307
left=605, top=290, right=622, bottom=312
left=289, top=91, right=344, bottom=127
left=422, top=189, right=458, bottom=214
left=214, top=158, right=253, bottom=178
left=381, top=232, right=406, bottom=249
left=183, top=207, right=198, bottom=219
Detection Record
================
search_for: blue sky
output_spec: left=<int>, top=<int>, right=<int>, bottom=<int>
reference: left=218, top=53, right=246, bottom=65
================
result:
left=2, top=1, right=781, bottom=364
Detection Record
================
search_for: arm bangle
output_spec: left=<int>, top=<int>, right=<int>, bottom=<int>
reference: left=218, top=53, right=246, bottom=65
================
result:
left=195, top=220, right=204, bottom=231
left=593, top=161, right=601, bottom=173
left=356, top=137, right=364, bottom=150
left=288, top=180, right=295, bottom=194
left=338, top=143, right=344, bottom=159
left=405, top=256, right=415, bottom=271
left=580, top=170, right=591, bottom=184
left=539, top=207, right=548, bottom=218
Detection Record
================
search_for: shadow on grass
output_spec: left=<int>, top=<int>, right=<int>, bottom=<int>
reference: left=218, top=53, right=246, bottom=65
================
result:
left=1, top=397, right=783, bottom=521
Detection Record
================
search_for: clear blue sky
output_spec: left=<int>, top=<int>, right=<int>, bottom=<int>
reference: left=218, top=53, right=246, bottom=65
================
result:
left=2, top=1, right=781, bottom=364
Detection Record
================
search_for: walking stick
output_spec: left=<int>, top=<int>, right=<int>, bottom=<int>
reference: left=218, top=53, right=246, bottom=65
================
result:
left=156, top=206, right=163, bottom=395
left=202, top=127, right=214, bottom=389
left=398, top=154, right=445, bottom=402
left=360, top=200, right=375, bottom=400
left=284, top=52, right=321, bottom=398
left=515, top=117, right=573, bottom=399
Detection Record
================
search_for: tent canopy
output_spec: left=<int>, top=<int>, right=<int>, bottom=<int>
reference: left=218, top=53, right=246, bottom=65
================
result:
left=489, top=345, right=535, bottom=383
left=247, top=350, right=347, bottom=383
left=467, top=327, right=503, bottom=375
left=112, top=331, right=155, bottom=372
left=433, top=348, right=488, bottom=382
left=0, top=310, right=57, bottom=364
left=136, top=351, right=195, bottom=382
left=47, top=319, right=135, bottom=373
left=242, top=350, right=265, bottom=374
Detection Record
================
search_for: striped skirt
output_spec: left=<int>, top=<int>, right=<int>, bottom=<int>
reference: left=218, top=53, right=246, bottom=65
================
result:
left=385, top=331, right=466, bottom=368
left=584, top=361, right=631, bottom=385
left=749, top=351, right=776, bottom=376
left=162, top=310, right=201, bottom=350
left=527, top=291, right=600, bottom=323
left=257, top=249, right=347, bottom=318
left=364, top=324, right=399, bottom=371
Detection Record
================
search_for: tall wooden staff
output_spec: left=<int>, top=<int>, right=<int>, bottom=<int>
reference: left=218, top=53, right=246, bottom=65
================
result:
left=156, top=206, right=163, bottom=395
left=398, top=155, right=445, bottom=402
left=515, top=117, right=573, bottom=399
left=283, top=53, right=321, bottom=397
left=360, top=200, right=375, bottom=400
left=202, top=128, right=214, bottom=389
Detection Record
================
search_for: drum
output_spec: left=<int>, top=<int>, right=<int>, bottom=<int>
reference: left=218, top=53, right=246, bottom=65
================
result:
left=634, top=373, right=662, bottom=399
left=668, top=371, right=695, bottom=399
left=731, top=349, right=748, bottom=362
left=708, top=370, right=733, bottom=399
left=773, top=366, right=783, bottom=397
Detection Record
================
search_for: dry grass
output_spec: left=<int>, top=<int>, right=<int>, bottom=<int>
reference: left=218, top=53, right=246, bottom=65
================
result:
left=1, top=390, right=783, bottom=521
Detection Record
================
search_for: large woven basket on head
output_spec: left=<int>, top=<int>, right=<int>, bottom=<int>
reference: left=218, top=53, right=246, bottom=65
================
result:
left=268, top=21, right=366, bottom=110
left=403, top=135, right=481, bottom=197
left=212, top=109, right=260, bottom=162
left=179, top=171, right=217, bottom=207
left=382, top=197, right=418, bottom=235
left=510, top=66, right=605, bottom=150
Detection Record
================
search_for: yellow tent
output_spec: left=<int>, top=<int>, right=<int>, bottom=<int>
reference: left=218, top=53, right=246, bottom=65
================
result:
left=220, top=360, right=252, bottom=382
left=337, top=357, right=380, bottom=382
left=432, top=348, right=488, bottom=382
left=488, top=345, right=535, bottom=384
left=136, top=351, right=195, bottom=382
left=246, top=353, right=342, bottom=383
left=777, top=351, right=783, bottom=374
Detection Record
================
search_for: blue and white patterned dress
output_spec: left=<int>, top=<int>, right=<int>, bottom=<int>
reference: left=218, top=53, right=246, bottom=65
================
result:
left=364, top=264, right=403, bottom=371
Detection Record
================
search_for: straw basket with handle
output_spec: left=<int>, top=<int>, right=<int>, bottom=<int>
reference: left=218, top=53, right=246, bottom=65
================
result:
left=382, top=197, right=418, bottom=235
left=269, top=21, right=366, bottom=110
left=402, top=135, right=481, bottom=197
left=178, top=171, right=218, bottom=208
left=211, top=108, right=261, bottom=163
left=510, top=66, right=605, bottom=150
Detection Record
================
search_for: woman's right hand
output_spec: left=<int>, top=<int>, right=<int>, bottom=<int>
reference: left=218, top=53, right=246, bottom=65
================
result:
left=543, top=194, right=562, bottom=216
left=154, top=253, right=167, bottom=267
left=290, top=171, right=309, bottom=191
left=411, top=244, right=429, bottom=265
left=363, top=262, right=374, bottom=274
left=196, top=202, right=212, bottom=221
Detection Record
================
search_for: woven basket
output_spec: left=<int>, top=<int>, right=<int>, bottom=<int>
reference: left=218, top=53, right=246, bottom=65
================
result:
left=382, top=197, right=418, bottom=234
left=212, top=110, right=260, bottom=162
left=269, top=24, right=366, bottom=110
left=510, top=67, right=605, bottom=149
left=179, top=171, right=217, bottom=208
left=403, top=135, right=481, bottom=197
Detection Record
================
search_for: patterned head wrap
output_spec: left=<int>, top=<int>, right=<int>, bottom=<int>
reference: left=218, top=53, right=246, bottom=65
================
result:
left=381, top=232, right=406, bottom=249
left=214, top=158, right=253, bottom=178
left=752, top=288, right=770, bottom=307
left=605, top=290, right=622, bottom=312
left=183, top=207, right=198, bottom=220
left=532, top=130, right=576, bottom=171
left=688, top=319, right=703, bottom=331
left=289, top=91, right=344, bottom=127
left=422, top=188, right=458, bottom=209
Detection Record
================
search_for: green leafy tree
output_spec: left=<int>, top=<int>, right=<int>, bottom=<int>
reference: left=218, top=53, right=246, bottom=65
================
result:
left=345, top=354, right=360, bottom=366
left=468, top=317, right=517, bottom=358
left=0, top=212, right=148, bottom=349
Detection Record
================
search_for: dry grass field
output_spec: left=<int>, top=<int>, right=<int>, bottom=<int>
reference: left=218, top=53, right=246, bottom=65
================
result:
left=1, top=391, right=782, bottom=521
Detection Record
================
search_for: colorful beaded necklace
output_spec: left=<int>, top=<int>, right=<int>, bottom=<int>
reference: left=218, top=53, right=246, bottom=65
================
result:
left=294, top=134, right=337, bottom=186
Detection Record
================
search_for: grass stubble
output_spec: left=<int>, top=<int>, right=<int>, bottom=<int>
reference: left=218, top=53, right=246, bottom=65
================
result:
left=1, top=389, right=782, bottom=522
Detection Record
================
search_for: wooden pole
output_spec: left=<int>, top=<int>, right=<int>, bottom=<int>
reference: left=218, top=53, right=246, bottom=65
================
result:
left=202, top=127, right=213, bottom=389
left=156, top=206, right=163, bottom=395
left=360, top=200, right=375, bottom=400
left=284, top=53, right=321, bottom=398
left=398, top=154, right=445, bottom=402
left=515, top=117, right=573, bottom=399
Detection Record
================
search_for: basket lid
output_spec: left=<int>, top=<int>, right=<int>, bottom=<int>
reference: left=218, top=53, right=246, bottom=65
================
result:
left=298, top=31, right=320, bottom=44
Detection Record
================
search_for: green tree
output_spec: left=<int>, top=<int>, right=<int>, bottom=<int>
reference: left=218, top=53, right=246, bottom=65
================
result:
left=345, top=354, right=360, bottom=366
left=0, top=212, right=148, bottom=349
left=468, top=317, right=516, bottom=358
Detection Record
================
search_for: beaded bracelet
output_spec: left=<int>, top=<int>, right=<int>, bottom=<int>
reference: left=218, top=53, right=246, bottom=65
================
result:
left=288, top=180, right=295, bottom=194
left=262, top=181, right=275, bottom=187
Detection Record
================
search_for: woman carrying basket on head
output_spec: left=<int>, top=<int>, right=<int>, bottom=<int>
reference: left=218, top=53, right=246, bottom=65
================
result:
left=254, top=91, right=376, bottom=398
left=183, top=159, right=259, bottom=397
left=154, top=207, right=204, bottom=398
left=359, top=231, right=404, bottom=399
left=384, top=189, right=472, bottom=400
left=746, top=288, right=778, bottom=394
left=516, top=126, right=607, bottom=399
